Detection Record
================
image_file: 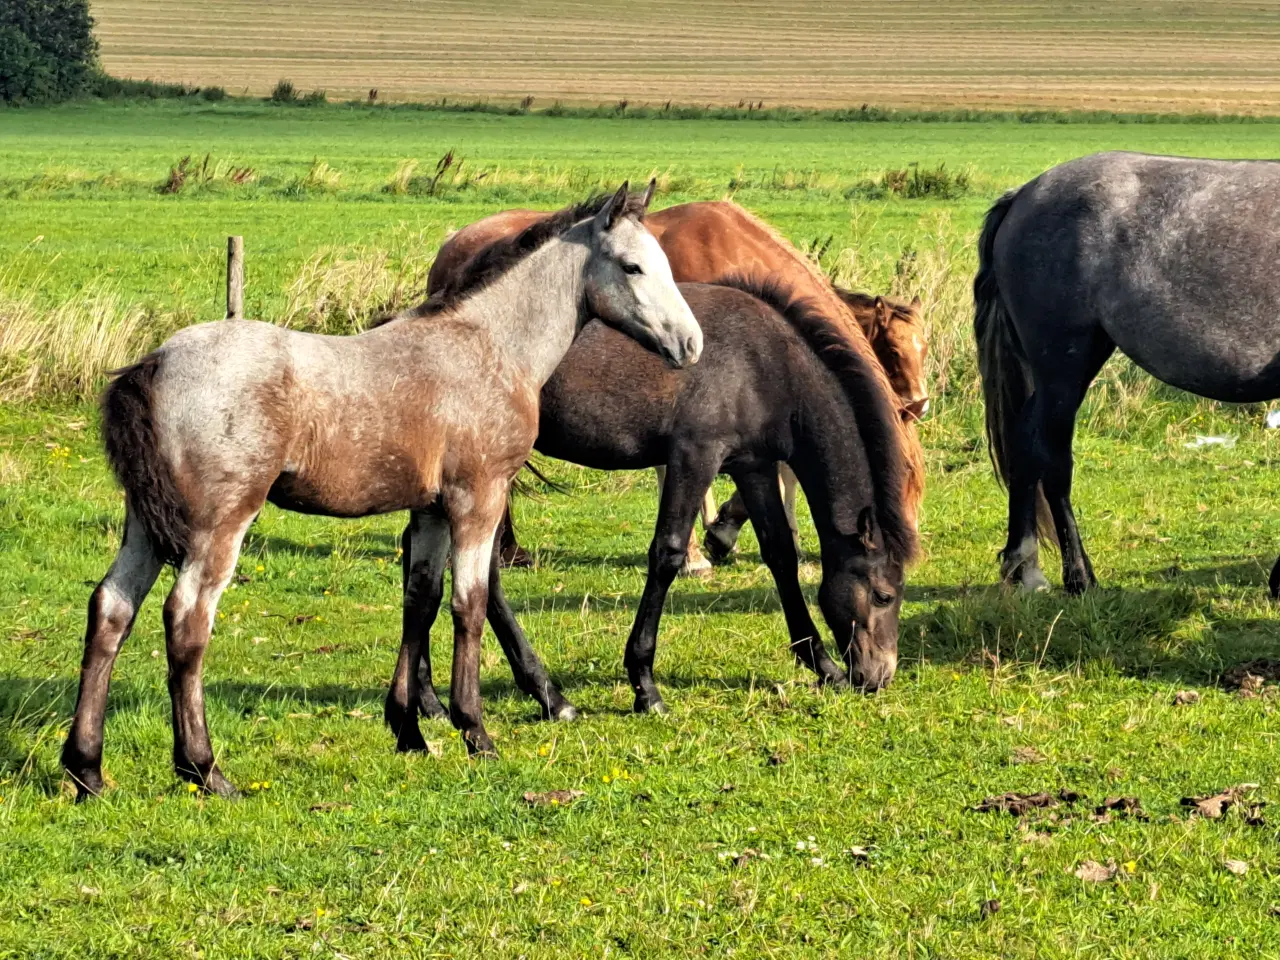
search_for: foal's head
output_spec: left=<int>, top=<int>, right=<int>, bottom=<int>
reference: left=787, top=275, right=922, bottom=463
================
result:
left=817, top=506, right=905, bottom=692
left=870, top=295, right=929, bottom=420
left=583, top=182, right=702, bottom=368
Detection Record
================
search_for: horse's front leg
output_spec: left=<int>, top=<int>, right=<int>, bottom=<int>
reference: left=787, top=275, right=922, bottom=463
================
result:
left=385, top=508, right=451, bottom=752
left=444, top=478, right=509, bottom=756
left=626, top=448, right=723, bottom=714
left=734, top=469, right=847, bottom=687
left=655, top=465, right=712, bottom=577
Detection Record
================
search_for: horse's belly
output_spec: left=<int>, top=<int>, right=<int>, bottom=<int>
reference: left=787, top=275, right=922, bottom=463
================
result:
left=268, top=448, right=441, bottom=517
left=1105, top=317, right=1280, bottom=403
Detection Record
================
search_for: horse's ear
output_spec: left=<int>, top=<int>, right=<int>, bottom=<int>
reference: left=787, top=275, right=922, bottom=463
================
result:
left=872, top=296, right=890, bottom=334
left=641, top=177, right=657, bottom=210
left=857, top=505, right=879, bottom=551
left=596, top=181, right=630, bottom=231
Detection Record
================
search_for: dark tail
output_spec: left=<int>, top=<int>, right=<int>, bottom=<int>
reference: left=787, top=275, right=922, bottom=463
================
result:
left=974, top=189, right=1056, bottom=546
left=101, top=354, right=190, bottom=565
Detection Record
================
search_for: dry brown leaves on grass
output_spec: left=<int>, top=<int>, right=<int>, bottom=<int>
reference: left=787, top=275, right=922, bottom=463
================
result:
left=974, top=790, right=1082, bottom=816
left=1224, top=859, right=1250, bottom=876
left=1094, top=796, right=1148, bottom=821
left=1074, top=860, right=1118, bottom=883
left=1223, top=660, right=1280, bottom=699
left=1181, top=785, right=1258, bottom=820
left=1172, top=690, right=1200, bottom=706
left=523, top=789, right=585, bottom=807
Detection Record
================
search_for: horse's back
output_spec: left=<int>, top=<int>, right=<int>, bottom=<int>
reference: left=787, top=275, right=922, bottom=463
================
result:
left=537, top=282, right=799, bottom=469
left=996, top=151, right=1280, bottom=401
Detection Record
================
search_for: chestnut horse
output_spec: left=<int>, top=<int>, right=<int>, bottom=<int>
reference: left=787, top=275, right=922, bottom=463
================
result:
left=63, top=185, right=701, bottom=798
left=430, top=200, right=927, bottom=572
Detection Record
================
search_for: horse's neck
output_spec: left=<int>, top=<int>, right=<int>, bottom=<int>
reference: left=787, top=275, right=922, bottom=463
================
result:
left=454, top=233, right=589, bottom=386
left=789, top=366, right=873, bottom=542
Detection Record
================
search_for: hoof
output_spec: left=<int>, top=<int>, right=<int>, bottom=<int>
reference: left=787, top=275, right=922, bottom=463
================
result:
left=66, top=767, right=105, bottom=802
left=180, top=766, right=239, bottom=798
left=703, top=525, right=738, bottom=565
left=395, top=726, right=430, bottom=753
left=500, top=544, right=534, bottom=569
left=680, top=547, right=713, bottom=579
left=464, top=730, right=497, bottom=757
left=1017, top=568, right=1052, bottom=593
left=633, top=695, right=669, bottom=715
left=549, top=702, right=580, bottom=722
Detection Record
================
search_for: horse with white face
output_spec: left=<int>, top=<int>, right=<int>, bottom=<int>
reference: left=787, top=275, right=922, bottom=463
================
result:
left=63, top=183, right=700, bottom=799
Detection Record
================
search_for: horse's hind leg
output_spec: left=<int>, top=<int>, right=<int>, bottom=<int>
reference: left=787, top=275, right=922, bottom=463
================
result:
left=734, top=469, right=846, bottom=686
left=1037, top=379, right=1104, bottom=594
left=386, top=509, right=451, bottom=752
left=655, top=466, right=711, bottom=577
left=1016, top=335, right=1113, bottom=594
left=485, top=536, right=579, bottom=721
left=63, top=512, right=163, bottom=799
left=162, top=511, right=256, bottom=796
left=626, top=449, right=723, bottom=714
left=999, top=394, right=1053, bottom=592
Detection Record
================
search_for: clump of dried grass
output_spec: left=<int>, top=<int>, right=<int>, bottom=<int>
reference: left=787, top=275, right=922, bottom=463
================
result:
left=282, top=234, right=436, bottom=334
left=0, top=283, right=184, bottom=401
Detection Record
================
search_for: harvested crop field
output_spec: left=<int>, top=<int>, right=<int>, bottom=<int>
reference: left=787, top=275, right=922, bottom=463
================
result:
left=91, top=0, right=1280, bottom=113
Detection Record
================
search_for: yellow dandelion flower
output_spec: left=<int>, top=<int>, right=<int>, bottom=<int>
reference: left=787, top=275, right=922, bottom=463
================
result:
left=537, top=745, right=550, bottom=757
left=187, top=783, right=198, bottom=793
left=256, top=564, right=264, bottom=572
left=580, top=897, right=592, bottom=906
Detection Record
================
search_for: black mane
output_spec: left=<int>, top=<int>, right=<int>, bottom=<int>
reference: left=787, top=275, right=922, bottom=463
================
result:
left=712, top=274, right=919, bottom=565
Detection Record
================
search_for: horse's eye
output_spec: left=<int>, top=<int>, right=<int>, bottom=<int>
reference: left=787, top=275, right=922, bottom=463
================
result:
left=873, top=590, right=895, bottom=607
left=622, top=262, right=643, bottom=276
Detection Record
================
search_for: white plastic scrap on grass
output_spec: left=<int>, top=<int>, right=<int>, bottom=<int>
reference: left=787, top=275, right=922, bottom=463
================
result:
left=1183, top=435, right=1236, bottom=449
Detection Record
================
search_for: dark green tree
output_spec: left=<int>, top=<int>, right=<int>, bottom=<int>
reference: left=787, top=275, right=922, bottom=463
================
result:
left=0, top=0, right=99, bottom=103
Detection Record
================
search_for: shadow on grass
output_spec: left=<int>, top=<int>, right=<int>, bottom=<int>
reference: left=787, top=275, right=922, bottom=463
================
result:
left=900, top=573, right=1280, bottom=686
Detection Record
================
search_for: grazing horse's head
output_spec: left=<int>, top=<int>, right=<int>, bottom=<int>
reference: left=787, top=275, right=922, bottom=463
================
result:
left=583, top=181, right=703, bottom=368
left=867, top=295, right=929, bottom=420
left=818, top=506, right=905, bottom=692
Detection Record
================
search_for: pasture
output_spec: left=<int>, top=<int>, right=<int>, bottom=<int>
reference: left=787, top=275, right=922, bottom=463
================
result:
left=4, top=101, right=1280, bottom=956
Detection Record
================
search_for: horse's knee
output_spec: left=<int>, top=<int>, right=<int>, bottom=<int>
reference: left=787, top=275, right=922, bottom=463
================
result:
left=650, top=534, right=689, bottom=578
left=86, top=584, right=135, bottom=654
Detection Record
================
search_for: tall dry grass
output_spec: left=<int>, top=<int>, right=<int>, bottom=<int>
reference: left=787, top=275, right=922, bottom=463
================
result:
left=0, top=233, right=436, bottom=401
left=1, top=211, right=1228, bottom=438
left=282, top=230, right=436, bottom=334
left=0, top=283, right=185, bottom=401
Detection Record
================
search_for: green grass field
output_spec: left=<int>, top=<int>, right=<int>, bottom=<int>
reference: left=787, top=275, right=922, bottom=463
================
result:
left=4, top=101, right=1280, bottom=957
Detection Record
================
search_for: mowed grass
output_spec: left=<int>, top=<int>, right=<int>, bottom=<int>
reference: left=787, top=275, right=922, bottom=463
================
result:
left=5, top=102, right=1280, bottom=955
left=91, top=0, right=1280, bottom=113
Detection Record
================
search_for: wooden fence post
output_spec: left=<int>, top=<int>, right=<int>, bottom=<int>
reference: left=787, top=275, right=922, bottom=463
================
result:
left=226, top=236, right=244, bottom=319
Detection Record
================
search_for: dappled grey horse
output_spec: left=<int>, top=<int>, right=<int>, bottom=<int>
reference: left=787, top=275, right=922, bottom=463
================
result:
left=63, top=183, right=701, bottom=799
left=976, top=151, right=1280, bottom=594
